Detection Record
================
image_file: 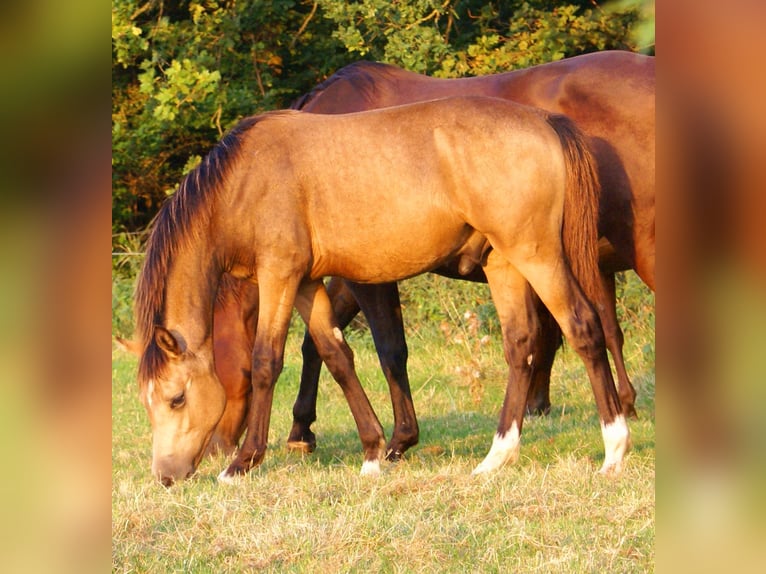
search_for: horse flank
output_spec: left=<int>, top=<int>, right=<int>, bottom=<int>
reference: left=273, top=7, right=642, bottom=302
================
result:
left=133, top=115, right=261, bottom=383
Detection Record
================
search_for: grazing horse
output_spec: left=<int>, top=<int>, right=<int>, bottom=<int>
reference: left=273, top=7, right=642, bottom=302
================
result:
left=205, top=51, right=654, bottom=459
left=134, top=96, right=630, bottom=485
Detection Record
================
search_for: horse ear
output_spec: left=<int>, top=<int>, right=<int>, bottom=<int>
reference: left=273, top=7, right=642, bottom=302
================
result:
left=154, top=327, right=184, bottom=358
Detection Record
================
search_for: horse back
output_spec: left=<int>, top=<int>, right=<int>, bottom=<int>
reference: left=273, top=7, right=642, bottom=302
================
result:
left=295, top=52, right=655, bottom=279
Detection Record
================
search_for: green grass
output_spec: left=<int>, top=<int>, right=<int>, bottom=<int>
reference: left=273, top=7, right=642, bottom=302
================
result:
left=112, top=272, right=654, bottom=573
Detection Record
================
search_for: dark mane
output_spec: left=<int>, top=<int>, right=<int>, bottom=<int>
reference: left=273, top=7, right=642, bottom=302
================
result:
left=216, top=273, right=248, bottom=306
left=289, top=61, right=398, bottom=110
left=134, top=115, right=260, bottom=383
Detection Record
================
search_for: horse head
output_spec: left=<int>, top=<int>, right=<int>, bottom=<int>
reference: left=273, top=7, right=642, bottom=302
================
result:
left=139, top=327, right=226, bottom=486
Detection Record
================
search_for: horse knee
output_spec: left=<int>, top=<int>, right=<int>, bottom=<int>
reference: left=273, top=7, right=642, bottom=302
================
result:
left=252, top=355, right=283, bottom=389
left=315, top=339, right=355, bottom=377
left=504, top=333, right=536, bottom=371
left=379, top=344, right=408, bottom=380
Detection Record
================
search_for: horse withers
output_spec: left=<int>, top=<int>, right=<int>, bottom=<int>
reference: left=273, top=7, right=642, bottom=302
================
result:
left=134, top=96, right=629, bottom=485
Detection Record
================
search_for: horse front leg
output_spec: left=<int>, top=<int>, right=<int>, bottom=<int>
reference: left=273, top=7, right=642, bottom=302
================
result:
left=287, top=277, right=362, bottom=453
left=294, top=279, right=386, bottom=476
left=219, top=272, right=300, bottom=481
left=473, top=255, right=540, bottom=474
left=348, top=281, right=419, bottom=461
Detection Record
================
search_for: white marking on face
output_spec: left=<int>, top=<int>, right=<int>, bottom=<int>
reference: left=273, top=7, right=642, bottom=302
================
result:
left=472, top=422, right=521, bottom=475
left=526, top=354, right=533, bottom=366
left=185, top=377, right=193, bottom=390
left=332, top=327, right=344, bottom=343
left=360, top=459, right=381, bottom=477
left=147, top=379, right=154, bottom=408
left=598, top=414, right=631, bottom=475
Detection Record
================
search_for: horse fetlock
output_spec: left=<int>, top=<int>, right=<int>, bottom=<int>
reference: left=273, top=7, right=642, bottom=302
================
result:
left=472, top=424, right=521, bottom=475
left=598, top=414, right=631, bottom=476
left=620, top=387, right=638, bottom=419
left=385, top=448, right=403, bottom=462
left=525, top=399, right=551, bottom=417
left=360, top=458, right=382, bottom=477
left=386, top=432, right=419, bottom=461
left=623, top=402, right=638, bottom=420
left=286, top=422, right=316, bottom=450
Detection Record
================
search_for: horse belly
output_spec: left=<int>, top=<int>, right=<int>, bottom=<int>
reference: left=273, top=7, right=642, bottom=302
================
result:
left=310, top=212, right=469, bottom=283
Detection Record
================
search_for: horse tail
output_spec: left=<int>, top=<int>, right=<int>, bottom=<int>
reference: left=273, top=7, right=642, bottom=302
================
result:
left=545, top=113, right=603, bottom=311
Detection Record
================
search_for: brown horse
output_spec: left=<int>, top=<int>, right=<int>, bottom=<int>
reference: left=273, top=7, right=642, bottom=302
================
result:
left=134, top=96, right=629, bottom=485
left=205, top=51, right=654, bottom=459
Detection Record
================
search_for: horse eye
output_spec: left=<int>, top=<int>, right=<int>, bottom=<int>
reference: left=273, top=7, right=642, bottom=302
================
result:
left=170, top=392, right=186, bottom=409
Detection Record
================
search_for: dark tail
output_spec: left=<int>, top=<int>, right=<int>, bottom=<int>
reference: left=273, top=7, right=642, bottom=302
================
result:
left=545, top=114, right=603, bottom=311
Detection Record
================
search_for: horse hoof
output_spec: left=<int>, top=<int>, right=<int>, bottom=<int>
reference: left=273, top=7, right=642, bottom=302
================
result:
left=286, top=440, right=316, bottom=454
left=385, top=449, right=403, bottom=462
left=597, top=460, right=623, bottom=476
left=525, top=404, right=551, bottom=417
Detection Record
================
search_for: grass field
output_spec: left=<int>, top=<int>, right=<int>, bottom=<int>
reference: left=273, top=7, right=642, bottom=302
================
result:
left=112, top=272, right=654, bottom=572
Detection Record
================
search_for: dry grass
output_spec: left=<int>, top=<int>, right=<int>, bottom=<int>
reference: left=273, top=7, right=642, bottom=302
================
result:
left=112, top=273, right=654, bottom=572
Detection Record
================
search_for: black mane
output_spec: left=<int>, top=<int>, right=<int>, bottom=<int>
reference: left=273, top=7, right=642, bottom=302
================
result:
left=289, top=61, right=397, bottom=110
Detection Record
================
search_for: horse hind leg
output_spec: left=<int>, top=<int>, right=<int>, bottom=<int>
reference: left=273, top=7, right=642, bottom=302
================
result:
left=293, top=279, right=387, bottom=476
left=515, top=258, right=631, bottom=475
left=473, top=255, right=540, bottom=475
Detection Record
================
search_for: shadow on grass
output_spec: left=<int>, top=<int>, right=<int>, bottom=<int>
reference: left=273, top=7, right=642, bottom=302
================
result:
left=261, top=401, right=654, bottom=475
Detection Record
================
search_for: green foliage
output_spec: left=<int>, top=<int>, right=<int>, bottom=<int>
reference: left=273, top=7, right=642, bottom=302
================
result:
left=318, top=0, right=453, bottom=73
left=112, top=232, right=145, bottom=337
left=112, top=0, right=651, bottom=236
left=112, top=0, right=348, bottom=232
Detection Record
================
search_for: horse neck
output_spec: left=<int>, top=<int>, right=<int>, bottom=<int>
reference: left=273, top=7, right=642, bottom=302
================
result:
left=163, top=243, right=220, bottom=355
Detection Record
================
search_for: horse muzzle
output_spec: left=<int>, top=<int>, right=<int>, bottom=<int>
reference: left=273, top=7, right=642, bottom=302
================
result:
left=152, top=456, right=196, bottom=487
